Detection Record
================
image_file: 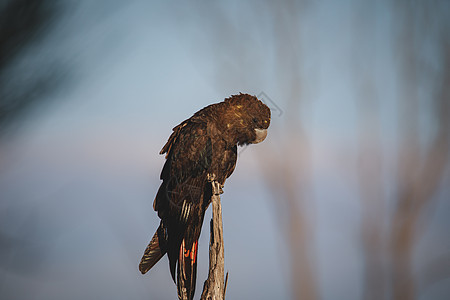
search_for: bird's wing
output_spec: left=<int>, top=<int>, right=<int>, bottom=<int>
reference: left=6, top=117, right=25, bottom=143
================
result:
left=154, top=119, right=213, bottom=299
left=154, top=119, right=212, bottom=217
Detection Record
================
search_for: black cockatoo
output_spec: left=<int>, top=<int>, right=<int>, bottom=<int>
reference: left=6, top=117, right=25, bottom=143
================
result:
left=139, top=93, right=271, bottom=300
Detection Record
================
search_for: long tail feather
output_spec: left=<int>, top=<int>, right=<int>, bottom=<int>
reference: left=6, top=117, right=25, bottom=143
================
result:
left=177, top=238, right=199, bottom=300
left=139, top=223, right=167, bottom=274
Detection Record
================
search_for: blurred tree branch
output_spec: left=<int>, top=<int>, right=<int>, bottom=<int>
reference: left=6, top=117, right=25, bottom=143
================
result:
left=0, top=0, right=64, bottom=131
left=390, top=1, right=450, bottom=299
left=353, top=1, right=450, bottom=299
left=352, top=1, right=387, bottom=298
left=260, top=2, right=318, bottom=299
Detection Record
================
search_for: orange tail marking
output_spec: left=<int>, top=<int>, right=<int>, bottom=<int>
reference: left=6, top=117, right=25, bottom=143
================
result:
left=190, top=241, right=198, bottom=264
left=180, top=240, right=198, bottom=264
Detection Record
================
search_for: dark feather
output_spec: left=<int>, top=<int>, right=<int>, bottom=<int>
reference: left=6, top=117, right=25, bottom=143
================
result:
left=139, top=222, right=168, bottom=274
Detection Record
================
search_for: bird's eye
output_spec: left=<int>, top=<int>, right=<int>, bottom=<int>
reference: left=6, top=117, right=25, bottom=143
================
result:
left=252, top=118, right=258, bottom=124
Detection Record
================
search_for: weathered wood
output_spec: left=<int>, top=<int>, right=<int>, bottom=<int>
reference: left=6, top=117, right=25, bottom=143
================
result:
left=201, top=175, right=226, bottom=300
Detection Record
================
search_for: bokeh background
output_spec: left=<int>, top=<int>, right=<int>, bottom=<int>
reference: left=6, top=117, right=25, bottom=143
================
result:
left=1, top=0, right=449, bottom=299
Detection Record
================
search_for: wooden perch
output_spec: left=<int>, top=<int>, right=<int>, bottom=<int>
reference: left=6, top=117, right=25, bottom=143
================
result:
left=200, top=175, right=227, bottom=300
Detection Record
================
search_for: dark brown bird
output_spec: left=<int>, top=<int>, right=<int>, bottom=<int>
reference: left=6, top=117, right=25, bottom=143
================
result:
left=139, top=93, right=270, bottom=300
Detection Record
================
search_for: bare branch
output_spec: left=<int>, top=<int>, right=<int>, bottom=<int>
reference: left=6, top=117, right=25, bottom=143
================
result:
left=201, top=175, right=226, bottom=300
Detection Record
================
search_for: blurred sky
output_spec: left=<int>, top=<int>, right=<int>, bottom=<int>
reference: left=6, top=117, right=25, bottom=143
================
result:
left=1, top=1, right=449, bottom=300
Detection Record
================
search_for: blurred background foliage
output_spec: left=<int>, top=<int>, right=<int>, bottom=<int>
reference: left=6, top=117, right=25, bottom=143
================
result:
left=0, top=0, right=449, bottom=299
left=0, top=0, right=66, bottom=132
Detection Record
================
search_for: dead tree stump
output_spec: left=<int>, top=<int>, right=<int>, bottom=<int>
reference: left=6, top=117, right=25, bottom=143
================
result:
left=200, top=175, right=227, bottom=300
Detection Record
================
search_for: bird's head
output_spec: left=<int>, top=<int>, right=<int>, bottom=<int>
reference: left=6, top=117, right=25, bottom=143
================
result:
left=223, top=94, right=271, bottom=146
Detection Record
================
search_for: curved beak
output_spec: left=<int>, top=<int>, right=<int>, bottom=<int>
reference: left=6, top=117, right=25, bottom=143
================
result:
left=252, top=128, right=267, bottom=144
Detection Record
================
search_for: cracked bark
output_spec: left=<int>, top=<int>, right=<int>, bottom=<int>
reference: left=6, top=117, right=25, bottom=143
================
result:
left=200, top=175, right=226, bottom=300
